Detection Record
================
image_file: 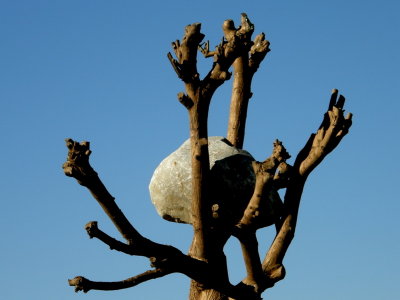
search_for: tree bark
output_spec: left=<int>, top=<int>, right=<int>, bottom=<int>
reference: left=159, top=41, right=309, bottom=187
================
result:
left=227, top=55, right=250, bottom=149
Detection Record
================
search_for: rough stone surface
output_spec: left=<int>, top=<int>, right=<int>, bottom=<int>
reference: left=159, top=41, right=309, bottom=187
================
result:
left=149, top=136, right=282, bottom=225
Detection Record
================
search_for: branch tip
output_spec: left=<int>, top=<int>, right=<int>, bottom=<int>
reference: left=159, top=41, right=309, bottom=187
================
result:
left=68, top=276, right=90, bottom=293
left=85, top=221, right=98, bottom=238
left=62, top=138, right=95, bottom=182
left=337, top=94, right=346, bottom=109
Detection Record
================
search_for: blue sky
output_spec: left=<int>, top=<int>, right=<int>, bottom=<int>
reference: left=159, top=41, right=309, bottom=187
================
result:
left=1, top=0, right=399, bottom=299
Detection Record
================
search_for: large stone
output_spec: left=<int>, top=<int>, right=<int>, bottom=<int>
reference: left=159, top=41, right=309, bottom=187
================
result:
left=149, top=136, right=282, bottom=225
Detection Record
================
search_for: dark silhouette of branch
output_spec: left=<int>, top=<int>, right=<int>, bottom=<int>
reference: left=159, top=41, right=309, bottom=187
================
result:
left=68, top=269, right=172, bottom=293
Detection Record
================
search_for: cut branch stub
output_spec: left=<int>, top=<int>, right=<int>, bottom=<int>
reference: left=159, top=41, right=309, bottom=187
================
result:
left=62, top=139, right=95, bottom=185
left=236, top=13, right=254, bottom=41
left=85, top=221, right=98, bottom=239
left=273, top=161, right=292, bottom=190
left=177, top=92, right=194, bottom=109
left=249, top=33, right=270, bottom=74
left=69, top=276, right=91, bottom=293
left=62, top=138, right=148, bottom=246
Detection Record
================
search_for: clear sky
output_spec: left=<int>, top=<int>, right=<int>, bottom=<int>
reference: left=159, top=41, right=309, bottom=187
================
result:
left=1, top=0, right=399, bottom=299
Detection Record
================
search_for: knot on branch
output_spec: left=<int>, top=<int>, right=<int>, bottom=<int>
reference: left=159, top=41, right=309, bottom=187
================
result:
left=273, top=162, right=293, bottom=190
left=264, top=264, right=286, bottom=287
left=62, top=139, right=96, bottom=183
left=149, top=257, right=172, bottom=269
left=177, top=92, right=194, bottom=109
left=68, top=276, right=90, bottom=293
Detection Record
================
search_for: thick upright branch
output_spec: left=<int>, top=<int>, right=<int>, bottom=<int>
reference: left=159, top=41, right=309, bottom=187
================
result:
left=168, top=18, right=246, bottom=261
left=227, top=14, right=270, bottom=149
left=168, top=16, right=259, bottom=300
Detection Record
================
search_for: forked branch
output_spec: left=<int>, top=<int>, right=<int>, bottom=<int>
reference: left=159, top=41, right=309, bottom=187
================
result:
left=262, top=90, right=352, bottom=286
left=62, top=139, right=143, bottom=244
left=167, top=17, right=248, bottom=261
left=62, top=139, right=231, bottom=293
left=233, top=140, right=290, bottom=292
left=298, top=89, right=353, bottom=176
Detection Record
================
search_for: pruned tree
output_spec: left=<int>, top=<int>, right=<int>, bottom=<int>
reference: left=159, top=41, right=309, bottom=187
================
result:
left=63, top=14, right=352, bottom=300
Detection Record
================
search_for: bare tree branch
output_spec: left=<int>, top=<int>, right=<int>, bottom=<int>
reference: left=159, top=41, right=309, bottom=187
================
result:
left=237, top=140, right=289, bottom=230
left=84, top=221, right=139, bottom=255
left=167, top=18, right=245, bottom=261
left=262, top=90, right=352, bottom=286
left=298, top=89, right=353, bottom=176
left=62, top=139, right=211, bottom=262
left=62, top=141, right=243, bottom=295
left=227, top=15, right=270, bottom=149
left=231, top=140, right=290, bottom=293
left=68, top=269, right=172, bottom=293
left=167, top=16, right=264, bottom=300
left=62, top=139, right=143, bottom=244
left=249, top=33, right=270, bottom=75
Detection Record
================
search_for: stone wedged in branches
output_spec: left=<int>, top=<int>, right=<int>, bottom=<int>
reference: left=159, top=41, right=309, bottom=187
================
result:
left=149, top=136, right=283, bottom=226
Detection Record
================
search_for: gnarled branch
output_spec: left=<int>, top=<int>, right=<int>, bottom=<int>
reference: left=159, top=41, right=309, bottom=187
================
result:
left=233, top=140, right=289, bottom=293
left=262, top=90, right=352, bottom=286
left=63, top=139, right=237, bottom=295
